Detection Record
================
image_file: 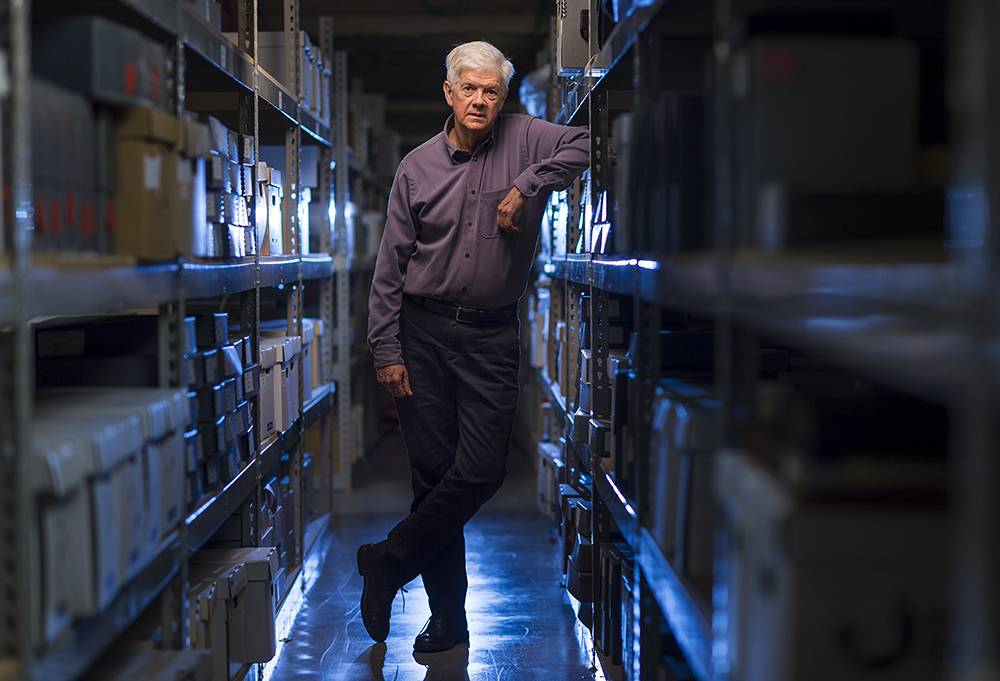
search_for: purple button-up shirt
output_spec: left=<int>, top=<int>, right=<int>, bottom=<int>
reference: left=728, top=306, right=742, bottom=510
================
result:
left=367, top=113, right=590, bottom=369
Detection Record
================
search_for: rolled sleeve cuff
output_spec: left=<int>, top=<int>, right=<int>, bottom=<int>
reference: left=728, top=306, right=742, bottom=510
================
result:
left=513, top=170, right=542, bottom=198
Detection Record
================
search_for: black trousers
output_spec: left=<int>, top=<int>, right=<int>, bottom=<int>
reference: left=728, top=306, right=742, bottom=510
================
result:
left=375, top=296, right=520, bottom=616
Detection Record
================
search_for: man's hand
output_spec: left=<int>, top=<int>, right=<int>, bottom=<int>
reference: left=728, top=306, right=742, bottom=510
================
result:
left=376, top=363, right=414, bottom=398
left=496, top=186, right=525, bottom=234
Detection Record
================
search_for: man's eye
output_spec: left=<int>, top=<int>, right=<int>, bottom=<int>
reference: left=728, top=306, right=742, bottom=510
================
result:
left=462, top=85, right=474, bottom=93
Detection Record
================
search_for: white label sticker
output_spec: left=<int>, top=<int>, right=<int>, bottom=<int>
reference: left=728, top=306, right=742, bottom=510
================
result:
left=220, top=43, right=226, bottom=67
left=143, top=154, right=162, bottom=190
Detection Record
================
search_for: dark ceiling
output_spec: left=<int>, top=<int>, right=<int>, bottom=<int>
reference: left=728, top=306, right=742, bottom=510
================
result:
left=297, top=0, right=552, bottom=150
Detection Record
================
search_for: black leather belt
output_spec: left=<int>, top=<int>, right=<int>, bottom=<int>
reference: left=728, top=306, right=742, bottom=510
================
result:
left=406, top=295, right=517, bottom=325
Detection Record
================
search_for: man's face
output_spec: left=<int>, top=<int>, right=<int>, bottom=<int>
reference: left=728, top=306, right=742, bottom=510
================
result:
left=443, top=68, right=505, bottom=135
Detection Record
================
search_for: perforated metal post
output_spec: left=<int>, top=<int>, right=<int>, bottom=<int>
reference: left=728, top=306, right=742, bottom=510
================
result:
left=333, top=50, right=353, bottom=490
left=0, top=0, right=33, bottom=663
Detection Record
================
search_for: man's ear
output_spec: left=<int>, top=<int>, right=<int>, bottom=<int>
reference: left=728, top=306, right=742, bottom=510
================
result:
left=443, top=80, right=454, bottom=108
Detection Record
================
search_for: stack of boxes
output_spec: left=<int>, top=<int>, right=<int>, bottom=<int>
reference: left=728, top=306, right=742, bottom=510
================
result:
left=259, top=475, right=299, bottom=574
left=254, top=160, right=284, bottom=255
left=536, top=441, right=564, bottom=521
left=30, top=387, right=189, bottom=648
left=191, top=313, right=257, bottom=499
left=255, top=31, right=332, bottom=126
left=205, top=117, right=256, bottom=258
left=33, top=16, right=169, bottom=110
left=114, top=107, right=215, bottom=260
left=183, top=0, right=223, bottom=32
left=189, top=547, right=282, bottom=677
left=565, top=498, right=594, bottom=626
left=259, top=331, right=302, bottom=440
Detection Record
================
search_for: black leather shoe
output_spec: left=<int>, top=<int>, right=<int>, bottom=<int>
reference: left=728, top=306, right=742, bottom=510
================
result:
left=413, top=613, right=470, bottom=653
left=357, top=544, right=397, bottom=643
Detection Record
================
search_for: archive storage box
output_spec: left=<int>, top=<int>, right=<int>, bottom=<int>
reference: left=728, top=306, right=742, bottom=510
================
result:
left=193, top=548, right=281, bottom=664
left=189, top=562, right=248, bottom=680
left=715, top=453, right=948, bottom=681
left=33, top=16, right=169, bottom=108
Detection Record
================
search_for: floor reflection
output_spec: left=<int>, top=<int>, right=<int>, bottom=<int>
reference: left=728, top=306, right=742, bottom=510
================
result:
left=267, top=436, right=596, bottom=681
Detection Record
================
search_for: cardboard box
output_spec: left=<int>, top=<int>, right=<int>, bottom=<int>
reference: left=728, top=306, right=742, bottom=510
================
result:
left=259, top=342, right=278, bottom=437
left=33, top=16, right=169, bottom=108
left=716, top=452, right=948, bottom=681
left=31, top=406, right=144, bottom=627
left=188, top=580, right=227, bottom=681
left=308, top=318, right=325, bottom=389
left=266, top=181, right=283, bottom=255
left=189, top=563, right=248, bottom=679
left=192, top=548, right=281, bottom=663
left=196, top=313, right=229, bottom=349
left=114, top=107, right=209, bottom=260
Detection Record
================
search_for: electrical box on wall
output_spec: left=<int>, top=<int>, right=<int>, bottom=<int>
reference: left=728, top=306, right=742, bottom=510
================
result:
left=556, top=0, right=590, bottom=76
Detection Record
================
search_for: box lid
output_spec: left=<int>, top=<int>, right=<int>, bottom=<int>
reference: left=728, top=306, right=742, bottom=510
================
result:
left=307, top=317, right=325, bottom=337
left=193, top=547, right=280, bottom=582
left=182, top=116, right=213, bottom=158
left=259, top=339, right=280, bottom=369
left=30, top=433, right=92, bottom=497
left=189, top=562, right=248, bottom=600
left=221, top=344, right=244, bottom=378
left=33, top=408, right=143, bottom=472
left=280, top=335, right=302, bottom=362
left=301, top=319, right=315, bottom=346
left=118, top=106, right=181, bottom=146
left=38, top=388, right=189, bottom=441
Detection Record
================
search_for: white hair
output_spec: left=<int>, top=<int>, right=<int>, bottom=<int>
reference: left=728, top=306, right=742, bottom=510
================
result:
left=445, top=41, right=515, bottom=95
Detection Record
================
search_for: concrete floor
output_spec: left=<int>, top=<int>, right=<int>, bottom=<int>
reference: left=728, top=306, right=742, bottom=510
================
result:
left=265, top=432, right=597, bottom=681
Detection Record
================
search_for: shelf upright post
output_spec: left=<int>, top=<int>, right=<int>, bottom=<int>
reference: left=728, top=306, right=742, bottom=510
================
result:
left=234, top=0, right=262, bottom=546
left=332, top=50, right=353, bottom=490
left=157, top=11, right=190, bottom=650
left=948, top=1, right=1000, bottom=678
left=317, top=16, right=336, bottom=510
left=283, top=0, right=305, bottom=570
left=0, top=0, right=33, bottom=668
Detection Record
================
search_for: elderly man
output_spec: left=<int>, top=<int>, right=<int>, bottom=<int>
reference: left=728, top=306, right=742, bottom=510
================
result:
left=360, top=40, right=589, bottom=652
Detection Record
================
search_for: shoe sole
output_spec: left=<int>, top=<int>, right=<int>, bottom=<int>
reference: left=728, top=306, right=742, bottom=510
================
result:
left=412, top=630, right=470, bottom=653
left=358, top=545, right=389, bottom=643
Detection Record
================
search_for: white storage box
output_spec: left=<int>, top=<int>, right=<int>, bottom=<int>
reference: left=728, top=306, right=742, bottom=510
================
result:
left=307, top=317, right=325, bottom=390
left=189, top=562, right=248, bottom=681
left=716, top=452, right=948, bottom=681
left=259, top=341, right=279, bottom=437
left=192, top=547, right=281, bottom=663
left=29, top=432, right=93, bottom=645
left=261, top=335, right=302, bottom=432
left=30, top=406, right=144, bottom=630
left=649, top=380, right=709, bottom=559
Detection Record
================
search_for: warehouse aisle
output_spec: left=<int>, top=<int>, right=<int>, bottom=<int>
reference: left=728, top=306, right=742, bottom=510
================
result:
left=266, top=433, right=597, bottom=681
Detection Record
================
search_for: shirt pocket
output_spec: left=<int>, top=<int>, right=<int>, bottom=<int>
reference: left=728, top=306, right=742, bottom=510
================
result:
left=478, top=188, right=512, bottom=239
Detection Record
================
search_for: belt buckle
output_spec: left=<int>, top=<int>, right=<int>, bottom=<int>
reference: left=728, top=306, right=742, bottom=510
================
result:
left=454, top=306, right=474, bottom=324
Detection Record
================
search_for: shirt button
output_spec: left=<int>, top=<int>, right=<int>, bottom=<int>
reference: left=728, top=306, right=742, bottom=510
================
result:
left=465, top=253, right=470, bottom=258
left=462, top=286, right=468, bottom=292
left=467, top=222, right=472, bottom=227
left=471, top=190, right=476, bottom=195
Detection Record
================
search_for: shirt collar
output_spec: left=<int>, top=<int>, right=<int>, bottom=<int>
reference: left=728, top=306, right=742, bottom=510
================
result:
left=443, top=114, right=497, bottom=163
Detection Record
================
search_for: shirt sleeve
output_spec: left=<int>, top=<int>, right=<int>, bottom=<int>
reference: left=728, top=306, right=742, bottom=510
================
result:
left=513, top=117, right=590, bottom=198
left=367, top=163, right=418, bottom=369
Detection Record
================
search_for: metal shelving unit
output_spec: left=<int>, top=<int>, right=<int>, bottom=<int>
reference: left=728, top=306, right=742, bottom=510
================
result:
left=537, top=1, right=984, bottom=680
left=0, top=1, right=355, bottom=678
